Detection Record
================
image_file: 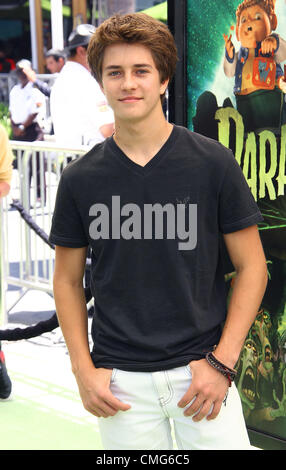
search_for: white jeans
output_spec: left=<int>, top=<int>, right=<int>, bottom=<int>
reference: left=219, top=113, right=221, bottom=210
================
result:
left=98, top=365, right=251, bottom=450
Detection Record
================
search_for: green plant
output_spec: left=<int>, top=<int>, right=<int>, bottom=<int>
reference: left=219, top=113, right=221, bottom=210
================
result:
left=0, top=102, right=12, bottom=138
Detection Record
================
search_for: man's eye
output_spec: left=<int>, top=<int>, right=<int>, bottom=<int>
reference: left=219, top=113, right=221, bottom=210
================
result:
left=255, top=13, right=262, bottom=20
left=136, top=69, right=148, bottom=74
left=241, top=17, right=246, bottom=24
left=109, top=71, right=120, bottom=76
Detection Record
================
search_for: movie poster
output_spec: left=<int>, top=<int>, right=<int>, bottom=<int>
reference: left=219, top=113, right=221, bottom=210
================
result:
left=187, top=0, right=286, bottom=443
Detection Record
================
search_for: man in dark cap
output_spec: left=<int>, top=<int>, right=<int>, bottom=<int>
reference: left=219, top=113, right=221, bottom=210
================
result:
left=50, top=24, right=114, bottom=148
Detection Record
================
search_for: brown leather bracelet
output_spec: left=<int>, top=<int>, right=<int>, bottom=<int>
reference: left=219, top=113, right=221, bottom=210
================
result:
left=205, top=351, right=237, bottom=387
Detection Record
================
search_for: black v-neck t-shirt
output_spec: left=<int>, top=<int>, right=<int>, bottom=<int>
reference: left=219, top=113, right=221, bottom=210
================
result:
left=49, top=125, right=263, bottom=372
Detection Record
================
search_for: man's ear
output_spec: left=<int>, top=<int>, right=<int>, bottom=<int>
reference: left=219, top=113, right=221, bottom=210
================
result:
left=99, top=81, right=105, bottom=95
left=270, top=13, right=277, bottom=31
left=160, top=78, right=169, bottom=96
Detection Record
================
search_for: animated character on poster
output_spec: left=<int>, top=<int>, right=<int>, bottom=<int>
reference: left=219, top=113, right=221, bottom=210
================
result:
left=235, top=305, right=286, bottom=426
left=223, top=0, right=286, bottom=133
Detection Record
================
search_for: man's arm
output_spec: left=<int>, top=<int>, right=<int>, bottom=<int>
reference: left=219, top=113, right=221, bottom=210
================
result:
left=22, top=66, right=51, bottom=97
left=33, top=79, right=51, bottom=97
left=178, top=224, right=267, bottom=421
left=53, top=245, right=131, bottom=417
left=215, top=224, right=268, bottom=368
left=11, top=113, right=38, bottom=137
left=223, top=33, right=237, bottom=78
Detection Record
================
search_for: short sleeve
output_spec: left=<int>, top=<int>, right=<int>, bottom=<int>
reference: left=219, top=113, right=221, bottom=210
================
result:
left=49, top=170, right=88, bottom=247
left=219, top=152, right=263, bottom=233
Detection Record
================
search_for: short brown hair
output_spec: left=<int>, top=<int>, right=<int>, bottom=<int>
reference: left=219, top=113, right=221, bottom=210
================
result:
left=87, top=13, right=178, bottom=87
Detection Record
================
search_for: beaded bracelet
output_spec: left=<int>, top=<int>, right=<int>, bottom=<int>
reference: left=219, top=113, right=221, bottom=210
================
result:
left=205, top=351, right=237, bottom=387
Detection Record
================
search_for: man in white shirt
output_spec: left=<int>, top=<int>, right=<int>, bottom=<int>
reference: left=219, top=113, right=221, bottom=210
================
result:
left=50, top=24, right=114, bottom=148
left=9, top=60, right=46, bottom=141
left=9, top=60, right=47, bottom=203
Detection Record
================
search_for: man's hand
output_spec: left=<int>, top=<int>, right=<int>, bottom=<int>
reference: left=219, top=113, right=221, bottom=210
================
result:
left=177, top=359, right=229, bottom=421
left=278, top=77, right=286, bottom=93
left=11, top=124, right=24, bottom=137
left=22, top=66, right=37, bottom=83
left=223, top=34, right=234, bottom=60
left=74, top=365, right=131, bottom=418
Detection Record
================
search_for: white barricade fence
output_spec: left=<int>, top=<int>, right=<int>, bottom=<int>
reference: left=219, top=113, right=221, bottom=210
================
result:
left=0, top=140, right=89, bottom=326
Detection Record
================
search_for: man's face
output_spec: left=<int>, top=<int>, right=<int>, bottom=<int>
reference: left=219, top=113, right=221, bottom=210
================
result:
left=16, top=69, right=28, bottom=87
left=46, top=56, right=64, bottom=73
left=100, top=43, right=168, bottom=124
left=237, top=5, right=272, bottom=47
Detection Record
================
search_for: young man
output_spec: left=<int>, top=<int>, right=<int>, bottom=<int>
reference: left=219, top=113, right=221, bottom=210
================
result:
left=49, top=13, right=268, bottom=450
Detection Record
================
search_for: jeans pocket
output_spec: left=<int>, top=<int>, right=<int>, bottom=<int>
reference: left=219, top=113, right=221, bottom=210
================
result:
left=184, top=364, right=192, bottom=378
left=110, top=368, right=118, bottom=384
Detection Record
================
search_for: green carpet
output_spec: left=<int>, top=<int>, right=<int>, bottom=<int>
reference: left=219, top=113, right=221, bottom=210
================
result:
left=0, top=370, right=103, bottom=450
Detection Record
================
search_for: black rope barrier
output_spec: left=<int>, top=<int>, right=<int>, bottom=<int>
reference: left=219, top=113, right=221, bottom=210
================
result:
left=0, top=286, right=92, bottom=341
left=0, top=314, right=59, bottom=341
left=10, top=199, right=55, bottom=249
left=1, top=200, right=92, bottom=342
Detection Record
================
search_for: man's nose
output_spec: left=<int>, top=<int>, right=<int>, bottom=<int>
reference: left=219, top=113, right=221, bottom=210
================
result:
left=121, top=72, right=137, bottom=89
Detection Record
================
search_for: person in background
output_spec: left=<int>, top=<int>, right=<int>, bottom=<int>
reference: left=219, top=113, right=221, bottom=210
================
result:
left=50, top=24, right=114, bottom=148
left=0, top=123, right=13, bottom=399
left=9, top=60, right=46, bottom=204
left=45, top=48, right=66, bottom=74
left=21, top=49, right=66, bottom=98
left=9, top=60, right=46, bottom=141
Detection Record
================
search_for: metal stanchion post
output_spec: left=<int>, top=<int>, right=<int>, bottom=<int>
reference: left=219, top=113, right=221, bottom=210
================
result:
left=22, top=149, right=32, bottom=281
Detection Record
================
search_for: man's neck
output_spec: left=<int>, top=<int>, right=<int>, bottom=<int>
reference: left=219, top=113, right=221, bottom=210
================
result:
left=21, top=81, right=29, bottom=89
left=68, top=57, right=89, bottom=71
left=113, top=111, right=173, bottom=167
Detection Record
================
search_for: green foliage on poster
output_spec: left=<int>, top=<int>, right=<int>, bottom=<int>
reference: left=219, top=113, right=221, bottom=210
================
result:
left=187, top=0, right=238, bottom=125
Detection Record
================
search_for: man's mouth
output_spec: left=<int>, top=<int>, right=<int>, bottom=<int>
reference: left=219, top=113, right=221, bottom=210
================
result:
left=119, top=97, right=142, bottom=103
